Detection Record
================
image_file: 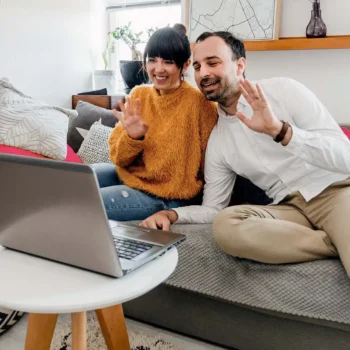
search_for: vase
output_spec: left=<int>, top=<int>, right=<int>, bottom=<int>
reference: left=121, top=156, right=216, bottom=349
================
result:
left=93, top=70, right=118, bottom=95
left=306, top=1, right=327, bottom=38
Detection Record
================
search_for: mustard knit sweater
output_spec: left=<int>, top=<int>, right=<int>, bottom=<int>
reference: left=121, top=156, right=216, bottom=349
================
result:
left=108, top=81, right=218, bottom=200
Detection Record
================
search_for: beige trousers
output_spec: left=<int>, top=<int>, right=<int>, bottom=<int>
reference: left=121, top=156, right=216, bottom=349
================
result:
left=213, top=178, right=350, bottom=277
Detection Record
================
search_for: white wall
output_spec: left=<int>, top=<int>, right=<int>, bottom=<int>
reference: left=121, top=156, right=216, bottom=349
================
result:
left=0, top=0, right=107, bottom=109
left=279, top=0, right=349, bottom=37
left=246, top=49, right=350, bottom=125
left=183, top=0, right=350, bottom=125
left=90, top=0, right=109, bottom=71
left=247, top=0, right=350, bottom=125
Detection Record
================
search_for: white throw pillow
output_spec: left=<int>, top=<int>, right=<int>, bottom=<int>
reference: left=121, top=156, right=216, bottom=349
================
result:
left=0, top=77, right=77, bottom=160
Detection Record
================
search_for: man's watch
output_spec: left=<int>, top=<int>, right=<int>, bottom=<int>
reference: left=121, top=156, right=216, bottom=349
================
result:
left=273, top=121, right=290, bottom=143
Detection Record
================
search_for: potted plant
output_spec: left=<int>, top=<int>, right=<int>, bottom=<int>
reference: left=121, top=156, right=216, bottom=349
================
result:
left=110, top=22, right=151, bottom=93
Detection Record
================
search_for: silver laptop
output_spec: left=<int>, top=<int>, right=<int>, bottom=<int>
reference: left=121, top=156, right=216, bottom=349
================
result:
left=0, top=154, right=185, bottom=277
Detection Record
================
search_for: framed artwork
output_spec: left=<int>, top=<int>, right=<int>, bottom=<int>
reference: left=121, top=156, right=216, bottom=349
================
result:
left=186, top=0, right=282, bottom=43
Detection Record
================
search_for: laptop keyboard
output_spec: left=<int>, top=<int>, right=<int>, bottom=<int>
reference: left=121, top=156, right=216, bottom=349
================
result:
left=113, top=237, right=153, bottom=260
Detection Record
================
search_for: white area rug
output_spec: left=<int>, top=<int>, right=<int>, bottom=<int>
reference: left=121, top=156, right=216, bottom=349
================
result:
left=50, top=313, right=181, bottom=350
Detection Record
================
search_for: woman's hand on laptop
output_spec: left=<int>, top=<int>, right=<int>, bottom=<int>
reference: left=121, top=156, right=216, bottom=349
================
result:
left=140, top=210, right=178, bottom=231
left=113, top=97, right=149, bottom=140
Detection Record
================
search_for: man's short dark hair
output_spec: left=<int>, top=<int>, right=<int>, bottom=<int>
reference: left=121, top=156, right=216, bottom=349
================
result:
left=196, top=31, right=246, bottom=61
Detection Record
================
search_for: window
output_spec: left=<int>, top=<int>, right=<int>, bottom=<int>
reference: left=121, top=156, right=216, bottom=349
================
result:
left=108, top=3, right=182, bottom=90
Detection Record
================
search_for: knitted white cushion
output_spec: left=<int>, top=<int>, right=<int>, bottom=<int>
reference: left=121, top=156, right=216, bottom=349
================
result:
left=77, top=122, right=113, bottom=164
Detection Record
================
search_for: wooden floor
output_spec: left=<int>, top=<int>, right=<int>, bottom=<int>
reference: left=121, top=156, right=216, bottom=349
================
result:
left=0, top=313, right=227, bottom=350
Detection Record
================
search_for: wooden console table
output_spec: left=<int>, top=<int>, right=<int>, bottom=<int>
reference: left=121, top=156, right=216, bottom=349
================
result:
left=72, top=94, right=126, bottom=110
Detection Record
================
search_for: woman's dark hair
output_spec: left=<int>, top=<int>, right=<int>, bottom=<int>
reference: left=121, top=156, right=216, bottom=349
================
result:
left=173, top=23, right=187, bottom=36
left=143, top=24, right=191, bottom=78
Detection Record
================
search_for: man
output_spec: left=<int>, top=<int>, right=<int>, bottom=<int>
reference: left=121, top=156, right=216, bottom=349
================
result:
left=140, top=31, right=350, bottom=276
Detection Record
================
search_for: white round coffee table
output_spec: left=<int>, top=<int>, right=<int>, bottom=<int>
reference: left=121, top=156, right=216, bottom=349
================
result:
left=0, top=245, right=178, bottom=350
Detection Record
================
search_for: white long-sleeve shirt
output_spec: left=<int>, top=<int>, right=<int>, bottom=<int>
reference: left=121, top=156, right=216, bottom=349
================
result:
left=174, top=77, right=350, bottom=224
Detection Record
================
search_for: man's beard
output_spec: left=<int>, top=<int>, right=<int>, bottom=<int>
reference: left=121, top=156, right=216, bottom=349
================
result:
left=202, top=78, right=239, bottom=106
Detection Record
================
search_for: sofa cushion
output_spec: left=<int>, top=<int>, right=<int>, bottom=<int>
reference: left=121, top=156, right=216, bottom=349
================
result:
left=0, top=307, right=23, bottom=336
left=68, top=100, right=117, bottom=153
left=64, top=145, right=83, bottom=163
left=77, top=122, right=113, bottom=164
left=0, top=77, right=75, bottom=160
left=230, top=175, right=273, bottom=206
left=0, top=144, right=83, bottom=163
left=159, top=223, right=350, bottom=325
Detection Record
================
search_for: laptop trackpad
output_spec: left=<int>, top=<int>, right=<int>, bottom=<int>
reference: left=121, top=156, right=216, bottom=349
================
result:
left=111, top=224, right=178, bottom=246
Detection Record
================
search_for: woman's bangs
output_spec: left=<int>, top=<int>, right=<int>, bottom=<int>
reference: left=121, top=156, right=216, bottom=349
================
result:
left=146, top=35, right=179, bottom=63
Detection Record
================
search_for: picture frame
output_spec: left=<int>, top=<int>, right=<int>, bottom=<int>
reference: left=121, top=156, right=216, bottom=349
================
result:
left=186, top=0, right=282, bottom=43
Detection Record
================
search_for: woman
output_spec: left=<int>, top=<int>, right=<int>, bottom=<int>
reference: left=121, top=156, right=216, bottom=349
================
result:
left=93, top=24, right=218, bottom=221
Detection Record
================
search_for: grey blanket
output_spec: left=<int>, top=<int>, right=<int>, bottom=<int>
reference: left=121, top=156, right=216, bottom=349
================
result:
left=162, top=224, right=350, bottom=325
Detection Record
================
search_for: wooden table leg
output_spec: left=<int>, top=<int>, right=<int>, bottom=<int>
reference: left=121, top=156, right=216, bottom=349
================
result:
left=71, top=312, right=87, bottom=350
left=25, top=313, right=58, bottom=350
left=96, top=304, right=130, bottom=350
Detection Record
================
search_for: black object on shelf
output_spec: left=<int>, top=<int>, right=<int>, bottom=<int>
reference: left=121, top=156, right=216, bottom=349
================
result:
left=120, top=60, right=149, bottom=94
left=306, top=0, right=327, bottom=38
left=78, top=88, right=108, bottom=96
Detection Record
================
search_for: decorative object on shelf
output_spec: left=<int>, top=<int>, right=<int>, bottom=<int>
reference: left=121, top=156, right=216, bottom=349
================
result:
left=119, top=60, right=148, bottom=94
left=109, top=23, right=159, bottom=93
left=92, top=69, right=118, bottom=95
left=306, top=0, right=327, bottom=38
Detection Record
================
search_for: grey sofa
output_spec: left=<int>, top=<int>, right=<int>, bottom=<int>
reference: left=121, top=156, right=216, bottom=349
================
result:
left=124, top=176, right=350, bottom=350
left=72, top=98, right=350, bottom=350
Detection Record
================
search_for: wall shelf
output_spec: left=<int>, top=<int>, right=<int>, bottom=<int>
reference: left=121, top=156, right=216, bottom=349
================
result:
left=190, top=36, right=350, bottom=52
left=244, top=35, right=350, bottom=51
